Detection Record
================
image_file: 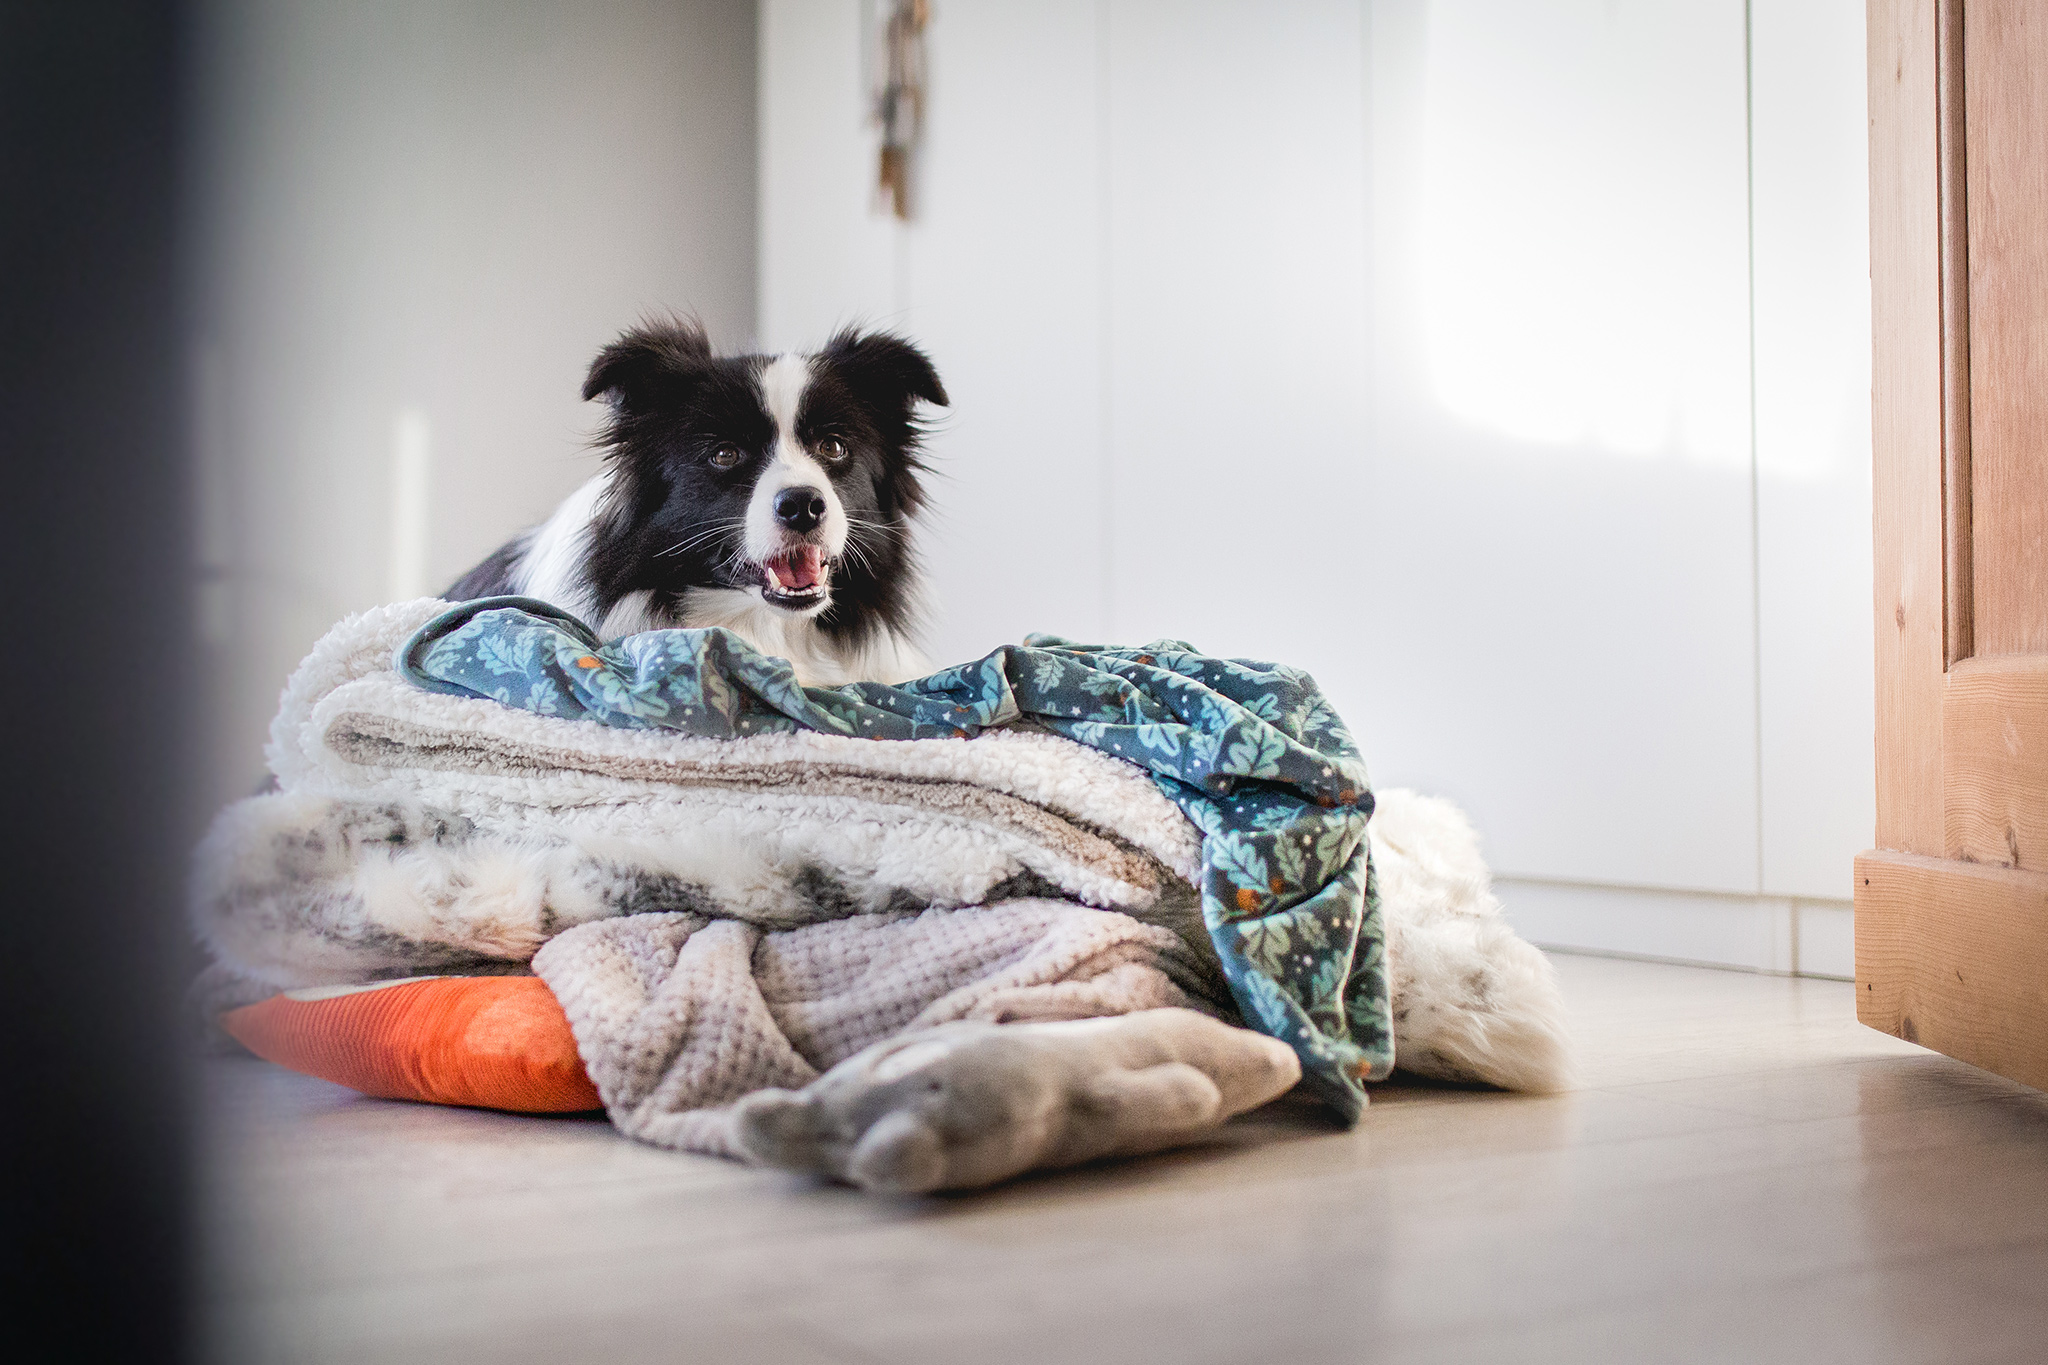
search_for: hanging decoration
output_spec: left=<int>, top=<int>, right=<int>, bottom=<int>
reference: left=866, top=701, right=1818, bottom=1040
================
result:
left=873, top=0, right=928, bottom=220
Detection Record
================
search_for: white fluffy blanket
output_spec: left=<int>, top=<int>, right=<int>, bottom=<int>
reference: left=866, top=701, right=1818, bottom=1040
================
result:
left=194, top=601, right=1573, bottom=1159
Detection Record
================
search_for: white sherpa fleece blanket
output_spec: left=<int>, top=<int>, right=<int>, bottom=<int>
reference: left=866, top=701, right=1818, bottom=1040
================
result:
left=194, top=601, right=1573, bottom=1155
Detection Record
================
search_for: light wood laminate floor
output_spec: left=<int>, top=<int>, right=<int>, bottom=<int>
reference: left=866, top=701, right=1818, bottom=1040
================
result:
left=201, top=954, right=2048, bottom=1365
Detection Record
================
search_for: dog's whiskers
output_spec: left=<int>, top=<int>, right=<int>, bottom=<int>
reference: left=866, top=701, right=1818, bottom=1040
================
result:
left=656, top=519, right=746, bottom=558
left=837, top=534, right=880, bottom=576
left=844, top=515, right=909, bottom=542
left=717, top=543, right=753, bottom=583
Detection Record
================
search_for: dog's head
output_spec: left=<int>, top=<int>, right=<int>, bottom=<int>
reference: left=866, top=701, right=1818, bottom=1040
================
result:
left=580, top=319, right=947, bottom=634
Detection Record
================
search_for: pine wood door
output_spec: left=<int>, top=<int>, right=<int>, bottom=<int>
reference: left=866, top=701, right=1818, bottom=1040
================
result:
left=1859, top=0, right=2048, bottom=1092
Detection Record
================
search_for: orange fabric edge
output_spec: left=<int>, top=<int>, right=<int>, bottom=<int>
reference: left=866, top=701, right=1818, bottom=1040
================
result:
left=221, top=975, right=602, bottom=1114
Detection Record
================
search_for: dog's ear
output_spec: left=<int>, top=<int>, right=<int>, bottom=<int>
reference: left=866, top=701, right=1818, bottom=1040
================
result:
left=819, top=328, right=950, bottom=413
left=582, top=318, right=713, bottom=408
left=819, top=328, right=945, bottom=522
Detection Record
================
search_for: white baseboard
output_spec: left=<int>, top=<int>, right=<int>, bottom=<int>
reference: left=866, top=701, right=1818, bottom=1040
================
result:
left=1495, top=878, right=1854, bottom=980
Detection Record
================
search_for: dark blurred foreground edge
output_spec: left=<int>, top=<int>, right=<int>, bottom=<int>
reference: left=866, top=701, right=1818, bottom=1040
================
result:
left=0, top=3, right=194, bottom=1359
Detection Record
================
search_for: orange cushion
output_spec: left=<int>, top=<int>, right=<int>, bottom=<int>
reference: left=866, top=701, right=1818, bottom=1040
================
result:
left=221, top=975, right=601, bottom=1113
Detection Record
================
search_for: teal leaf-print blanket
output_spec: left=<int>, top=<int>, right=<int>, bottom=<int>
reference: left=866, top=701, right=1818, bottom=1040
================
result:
left=397, top=596, right=1390, bottom=1121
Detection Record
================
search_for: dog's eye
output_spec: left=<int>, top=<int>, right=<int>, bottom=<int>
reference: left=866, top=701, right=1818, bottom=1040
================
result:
left=708, top=447, right=743, bottom=470
left=816, top=438, right=848, bottom=464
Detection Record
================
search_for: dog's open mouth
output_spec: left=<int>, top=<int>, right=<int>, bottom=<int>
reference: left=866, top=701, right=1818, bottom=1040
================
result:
left=761, top=545, right=830, bottom=607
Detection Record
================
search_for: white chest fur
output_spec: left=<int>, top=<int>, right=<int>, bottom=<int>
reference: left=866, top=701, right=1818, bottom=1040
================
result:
left=597, top=585, right=930, bottom=688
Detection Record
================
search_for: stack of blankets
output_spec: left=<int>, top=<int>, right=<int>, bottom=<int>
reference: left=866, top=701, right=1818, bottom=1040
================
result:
left=194, top=598, right=1572, bottom=1179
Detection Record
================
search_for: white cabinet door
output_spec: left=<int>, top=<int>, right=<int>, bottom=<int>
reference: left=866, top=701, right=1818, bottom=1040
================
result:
left=1105, top=1, right=1760, bottom=895
left=1753, top=0, right=1877, bottom=901
left=903, top=1, right=1113, bottom=665
left=759, top=0, right=899, bottom=347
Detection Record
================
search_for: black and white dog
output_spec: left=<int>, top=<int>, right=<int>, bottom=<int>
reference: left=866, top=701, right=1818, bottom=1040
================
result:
left=449, top=319, right=948, bottom=685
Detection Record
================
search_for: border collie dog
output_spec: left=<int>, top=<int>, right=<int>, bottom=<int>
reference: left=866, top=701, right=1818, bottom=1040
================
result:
left=448, top=320, right=948, bottom=686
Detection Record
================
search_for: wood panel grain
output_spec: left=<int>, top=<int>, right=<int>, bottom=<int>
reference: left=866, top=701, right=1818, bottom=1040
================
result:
left=1937, top=0, right=1972, bottom=666
left=1868, top=0, right=1947, bottom=856
left=1943, top=655, right=2048, bottom=870
left=1964, top=0, right=2048, bottom=656
left=1856, top=849, right=2048, bottom=1092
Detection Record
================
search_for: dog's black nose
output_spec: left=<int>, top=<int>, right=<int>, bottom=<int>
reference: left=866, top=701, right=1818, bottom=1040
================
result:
left=774, top=486, right=827, bottom=532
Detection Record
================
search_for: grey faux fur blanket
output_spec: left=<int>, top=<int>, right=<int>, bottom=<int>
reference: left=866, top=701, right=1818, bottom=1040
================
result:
left=194, top=601, right=1574, bottom=1157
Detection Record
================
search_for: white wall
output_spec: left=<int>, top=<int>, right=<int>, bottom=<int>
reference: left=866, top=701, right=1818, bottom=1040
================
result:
left=760, top=0, right=1873, bottom=977
left=1752, top=0, right=1877, bottom=906
left=191, top=0, right=759, bottom=809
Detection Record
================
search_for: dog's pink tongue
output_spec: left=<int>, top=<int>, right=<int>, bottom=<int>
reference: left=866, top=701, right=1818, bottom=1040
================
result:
left=768, top=545, right=824, bottom=591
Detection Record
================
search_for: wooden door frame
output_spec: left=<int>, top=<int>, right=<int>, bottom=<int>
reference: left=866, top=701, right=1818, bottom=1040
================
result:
left=1859, top=0, right=2048, bottom=1092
